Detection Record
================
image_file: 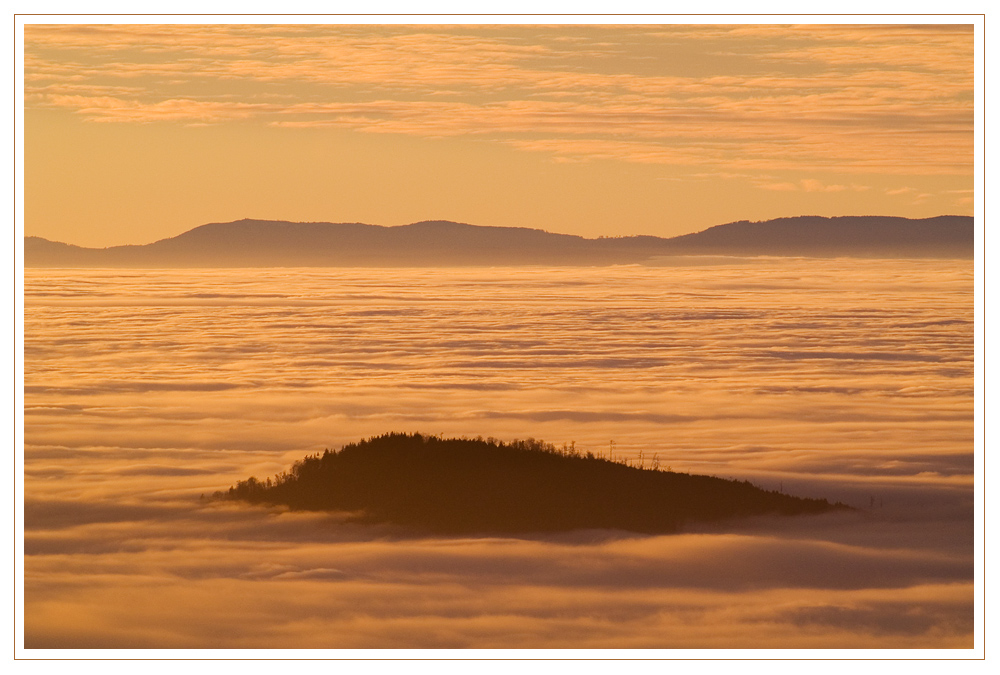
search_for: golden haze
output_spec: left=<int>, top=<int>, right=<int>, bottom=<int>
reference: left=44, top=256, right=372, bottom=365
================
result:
left=24, top=23, right=973, bottom=247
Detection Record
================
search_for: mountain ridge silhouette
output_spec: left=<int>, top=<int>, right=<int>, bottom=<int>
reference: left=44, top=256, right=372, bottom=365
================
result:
left=216, top=433, right=851, bottom=536
left=26, top=215, right=973, bottom=267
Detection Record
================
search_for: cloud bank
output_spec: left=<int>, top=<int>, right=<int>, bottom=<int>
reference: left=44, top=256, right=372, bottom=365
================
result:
left=23, top=260, right=974, bottom=649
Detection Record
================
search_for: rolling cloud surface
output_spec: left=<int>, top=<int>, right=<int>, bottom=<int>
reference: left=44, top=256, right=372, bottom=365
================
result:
left=23, top=260, right=974, bottom=650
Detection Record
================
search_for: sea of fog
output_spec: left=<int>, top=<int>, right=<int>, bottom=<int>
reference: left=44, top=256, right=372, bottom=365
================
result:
left=22, top=260, right=975, bottom=650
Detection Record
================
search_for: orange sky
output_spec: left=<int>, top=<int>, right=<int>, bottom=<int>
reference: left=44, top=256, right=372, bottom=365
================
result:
left=23, top=23, right=974, bottom=247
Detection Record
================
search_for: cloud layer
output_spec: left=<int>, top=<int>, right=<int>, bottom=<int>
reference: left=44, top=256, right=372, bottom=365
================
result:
left=22, top=260, right=974, bottom=650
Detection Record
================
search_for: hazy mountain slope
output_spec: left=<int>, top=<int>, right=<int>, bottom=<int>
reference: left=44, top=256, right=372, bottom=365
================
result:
left=25, top=215, right=974, bottom=267
left=25, top=236, right=103, bottom=266
left=140, top=219, right=620, bottom=266
left=662, top=215, right=972, bottom=258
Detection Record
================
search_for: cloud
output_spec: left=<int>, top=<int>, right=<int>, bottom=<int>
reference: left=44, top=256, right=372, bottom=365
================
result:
left=763, top=42, right=971, bottom=72
left=800, top=179, right=847, bottom=193
left=758, top=181, right=799, bottom=191
left=42, top=94, right=277, bottom=123
left=23, top=262, right=974, bottom=649
left=24, top=516, right=974, bottom=648
left=756, top=179, right=871, bottom=193
left=756, top=349, right=957, bottom=363
left=24, top=25, right=973, bottom=176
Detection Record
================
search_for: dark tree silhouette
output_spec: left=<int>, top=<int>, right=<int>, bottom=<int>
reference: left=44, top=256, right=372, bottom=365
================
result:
left=215, top=433, right=849, bottom=535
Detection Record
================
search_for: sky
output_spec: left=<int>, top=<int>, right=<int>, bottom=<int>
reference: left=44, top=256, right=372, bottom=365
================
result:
left=22, top=22, right=975, bottom=248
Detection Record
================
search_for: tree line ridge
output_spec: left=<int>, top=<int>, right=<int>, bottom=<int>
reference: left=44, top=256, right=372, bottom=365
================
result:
left=214, top=433, right=850, bottom=535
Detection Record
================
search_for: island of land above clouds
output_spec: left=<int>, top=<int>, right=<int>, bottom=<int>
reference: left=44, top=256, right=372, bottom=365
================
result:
left=215, top=433, right=849, bottom=536
left=26, top=214, right=972, bottom=268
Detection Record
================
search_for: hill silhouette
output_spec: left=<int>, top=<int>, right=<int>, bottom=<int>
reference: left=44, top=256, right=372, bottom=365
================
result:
left=662, top=215, right=972, bottom=258
left=26, top=215, right=972, bottom=267
left=214, top=433, right=848, bottom=535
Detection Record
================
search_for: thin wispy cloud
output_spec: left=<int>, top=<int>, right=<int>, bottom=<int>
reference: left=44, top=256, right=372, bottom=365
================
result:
left=26, top=25, right=972, bottom=174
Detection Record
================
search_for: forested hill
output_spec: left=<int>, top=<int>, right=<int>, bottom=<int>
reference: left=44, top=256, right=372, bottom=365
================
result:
left=26, top=214, right=972, bottom=267
left=215, top=433, right=849, bottom=535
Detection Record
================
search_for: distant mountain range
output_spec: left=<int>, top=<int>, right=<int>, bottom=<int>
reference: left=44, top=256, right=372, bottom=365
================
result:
left=25, top=215, right=973, bottom=267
